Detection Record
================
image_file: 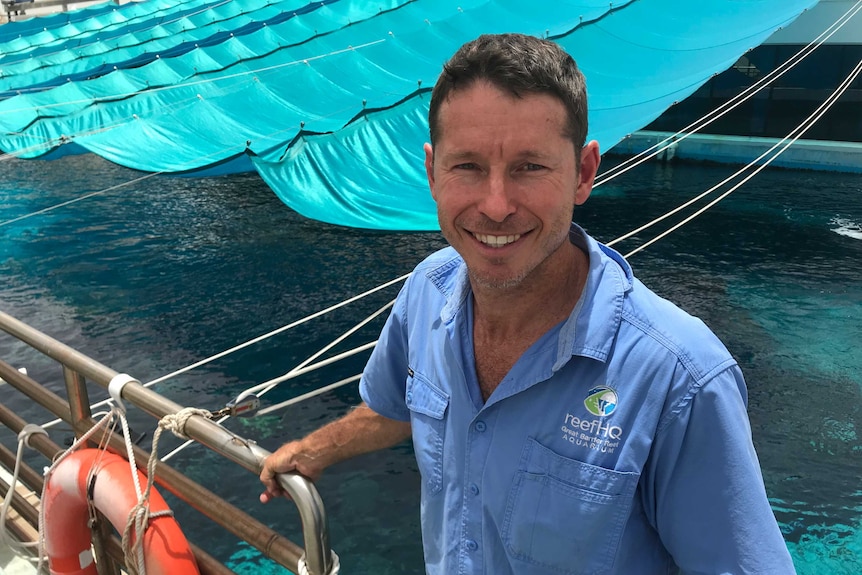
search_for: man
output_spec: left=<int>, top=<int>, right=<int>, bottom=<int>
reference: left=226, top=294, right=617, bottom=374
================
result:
left=260, top=33, right=795, bottom=574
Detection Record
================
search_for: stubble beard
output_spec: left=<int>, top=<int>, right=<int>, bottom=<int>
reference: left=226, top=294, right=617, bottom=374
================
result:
left=466, top=222, right=573, bottom=293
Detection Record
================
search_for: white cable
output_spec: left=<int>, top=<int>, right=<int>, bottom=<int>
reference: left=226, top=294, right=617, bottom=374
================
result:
left=257, top=374, right=363, bottom=416
left=595, top=0, right=862, bottom=187
left=39, top=276, right=405, bottom=432
left=0, top=39, right=387, bottom=116
left=158, top=303, right=393, bottom=459
left=160, top=343, right=376, bottom=461
left=0, top=425, right=47, bottom=565
left=621, top=56, right=862, bottom=258
left=144, top=279, right=403, bottom=387
left=240, top=341, right=378, bottom=399
left=238, top=300, right=394, bottom=401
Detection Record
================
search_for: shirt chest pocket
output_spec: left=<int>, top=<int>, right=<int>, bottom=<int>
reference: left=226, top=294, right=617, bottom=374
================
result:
left=502, top=438, right=640, bottom=575
left=406, top=370, right=449, bottom=496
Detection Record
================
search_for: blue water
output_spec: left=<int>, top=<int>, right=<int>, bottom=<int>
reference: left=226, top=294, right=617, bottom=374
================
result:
left=1, top=153, right=860, bottom=574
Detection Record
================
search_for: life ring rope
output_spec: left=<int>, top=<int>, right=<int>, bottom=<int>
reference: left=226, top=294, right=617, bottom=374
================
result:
left=37, top=405, right=208, bottom=575
left=120, top=405, right=210, bottom=574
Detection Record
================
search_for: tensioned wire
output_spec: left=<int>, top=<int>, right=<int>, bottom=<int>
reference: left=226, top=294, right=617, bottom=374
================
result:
left=620, top=54, right=862, bottom=259
left=0, top=38, right=386, bottom=118
left=594, top=0, right=862, bottom=188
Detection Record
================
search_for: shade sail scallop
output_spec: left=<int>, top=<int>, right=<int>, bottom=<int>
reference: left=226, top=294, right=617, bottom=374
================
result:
left=0, top=0, right=818, bottom=230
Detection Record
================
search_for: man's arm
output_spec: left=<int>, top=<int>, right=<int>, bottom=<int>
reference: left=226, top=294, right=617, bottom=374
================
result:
left=648, top=368, right=795, bottom=573
left=259, top=402, right=411, bottom=503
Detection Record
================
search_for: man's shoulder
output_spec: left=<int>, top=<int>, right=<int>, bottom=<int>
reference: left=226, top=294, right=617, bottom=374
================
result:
left=406, top=246, right=464, bottom=293
left=620, top=278, right=735, bottom=377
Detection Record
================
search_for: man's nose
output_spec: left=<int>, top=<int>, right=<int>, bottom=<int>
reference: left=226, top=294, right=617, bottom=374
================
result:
left=478, top=172, right=516, bottom=222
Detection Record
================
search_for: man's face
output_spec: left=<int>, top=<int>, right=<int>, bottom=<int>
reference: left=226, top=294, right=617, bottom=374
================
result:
left=425, top=81, right=596, bottom=291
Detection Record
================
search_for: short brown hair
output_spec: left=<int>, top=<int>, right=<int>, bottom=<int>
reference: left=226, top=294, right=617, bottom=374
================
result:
left=428, top=33, right=588, bottom=153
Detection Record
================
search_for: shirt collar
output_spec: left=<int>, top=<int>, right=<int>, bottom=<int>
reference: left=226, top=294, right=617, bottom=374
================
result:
left=555, top=224, right=633, bottom=369
left=428, top=224, right=633, bottom=367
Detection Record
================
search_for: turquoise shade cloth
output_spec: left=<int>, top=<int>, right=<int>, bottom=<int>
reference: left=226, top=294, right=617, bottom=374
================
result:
left=0, top=0, right=819, bottom=230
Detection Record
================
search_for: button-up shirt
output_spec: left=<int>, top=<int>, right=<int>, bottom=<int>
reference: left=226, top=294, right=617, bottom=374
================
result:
left=360, top=225, right=794, bottom=575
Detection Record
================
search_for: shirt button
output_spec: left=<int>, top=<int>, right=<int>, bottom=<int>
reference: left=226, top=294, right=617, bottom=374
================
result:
left=469, top=483, right=480, bottom=496
left=465, top=539, right=478, bottom=551
left=475, top=421, right=486, bottom=432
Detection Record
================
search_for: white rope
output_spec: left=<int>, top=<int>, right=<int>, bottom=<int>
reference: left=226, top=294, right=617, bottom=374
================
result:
left=0, top=39, right=387, bottom=117
left=120, top=407, right=211, bottom=575
left=144, top=278, right=404, bottom=388
left=161, top=343, right=376, bottom=461
left=36, top=276, right=403, bottom=433
left=242, top=341, right=378, bottom=400
left=618, top=55, right=862, bottom=258
left=0, top=425, right=47, bottom=567
left=37, top=409, right=118, bottom=573
left=297, top=550, right=340, bottom=575
left=231, top=299, right=394, bottom=406
left=257, top=374, right=362, bottom=417
left=595, top=0, right=862, bottom=187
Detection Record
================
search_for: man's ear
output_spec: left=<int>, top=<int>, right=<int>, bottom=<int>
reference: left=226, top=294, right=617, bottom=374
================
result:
left=424, top=143, right=436, bottom=200
left=575, top=140, right=601, bottom=206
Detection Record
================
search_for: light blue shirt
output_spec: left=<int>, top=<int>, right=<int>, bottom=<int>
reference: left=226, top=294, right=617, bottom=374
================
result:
left=360, top=225, right=794, bottom=575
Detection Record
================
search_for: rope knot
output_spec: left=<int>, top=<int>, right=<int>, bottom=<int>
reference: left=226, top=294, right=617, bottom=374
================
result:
left=158, top=408, right=211, bottom=440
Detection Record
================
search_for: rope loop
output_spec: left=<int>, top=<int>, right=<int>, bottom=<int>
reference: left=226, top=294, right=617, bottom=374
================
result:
left=17, top=423, right=48, bottom=447
left=116, top=407, right=210, bottom=574
left=158, top=407, right=212, bottom=440
left=297, top=551, right=341, bottom=575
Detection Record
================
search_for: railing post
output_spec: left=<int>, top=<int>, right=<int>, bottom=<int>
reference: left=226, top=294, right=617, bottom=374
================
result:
left=62, top=366, right=122, bottom=575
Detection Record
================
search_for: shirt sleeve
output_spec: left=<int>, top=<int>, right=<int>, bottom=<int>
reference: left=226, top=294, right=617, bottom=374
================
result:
left=647, top=366, right=796, bottom=574
left=359, top=281, right=412, bottom=422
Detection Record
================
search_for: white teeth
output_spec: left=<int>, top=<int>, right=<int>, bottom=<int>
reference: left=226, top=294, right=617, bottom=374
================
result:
left=474, top=233, right=521, bottom=247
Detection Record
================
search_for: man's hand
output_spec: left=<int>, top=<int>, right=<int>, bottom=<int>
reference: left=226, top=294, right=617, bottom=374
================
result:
left=259, top=440, right=325, bottom=503
left=258, top=402, right=412, bottom=504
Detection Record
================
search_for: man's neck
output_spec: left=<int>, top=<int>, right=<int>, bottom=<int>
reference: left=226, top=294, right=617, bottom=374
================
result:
left=471, top=243, right=588, bottom=341
left=469, top=242, right=588, bottom=400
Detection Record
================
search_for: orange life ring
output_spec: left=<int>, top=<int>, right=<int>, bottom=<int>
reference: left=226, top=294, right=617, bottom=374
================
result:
left=43, top=448, right=199, bottom=575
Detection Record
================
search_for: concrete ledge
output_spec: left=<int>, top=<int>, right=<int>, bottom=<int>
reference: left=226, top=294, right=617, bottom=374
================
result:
left=608, top=130, right=862, bottom=173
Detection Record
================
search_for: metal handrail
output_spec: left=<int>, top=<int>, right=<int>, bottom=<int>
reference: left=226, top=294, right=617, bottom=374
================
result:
left=0, top=309, right=335, bottom=575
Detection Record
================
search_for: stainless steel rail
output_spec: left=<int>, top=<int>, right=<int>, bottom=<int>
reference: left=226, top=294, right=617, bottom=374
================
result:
left=0, top=309, right=336, bottom=575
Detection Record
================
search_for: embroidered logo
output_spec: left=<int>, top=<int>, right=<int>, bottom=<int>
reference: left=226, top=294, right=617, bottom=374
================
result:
left=584, top=385, right=618, bottom=417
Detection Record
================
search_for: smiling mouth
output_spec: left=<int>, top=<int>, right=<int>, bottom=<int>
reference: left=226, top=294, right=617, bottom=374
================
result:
left=472, top=233, right=521, bottom=247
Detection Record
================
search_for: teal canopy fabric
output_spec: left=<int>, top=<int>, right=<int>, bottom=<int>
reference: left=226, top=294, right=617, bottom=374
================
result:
left=0, top=0, right=818, bottom=230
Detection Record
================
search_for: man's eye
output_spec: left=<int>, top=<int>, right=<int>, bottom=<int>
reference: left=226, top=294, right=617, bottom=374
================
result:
left=522, top=163, right=545, bottom=171
left=454, top=163, right=477, bottom=170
